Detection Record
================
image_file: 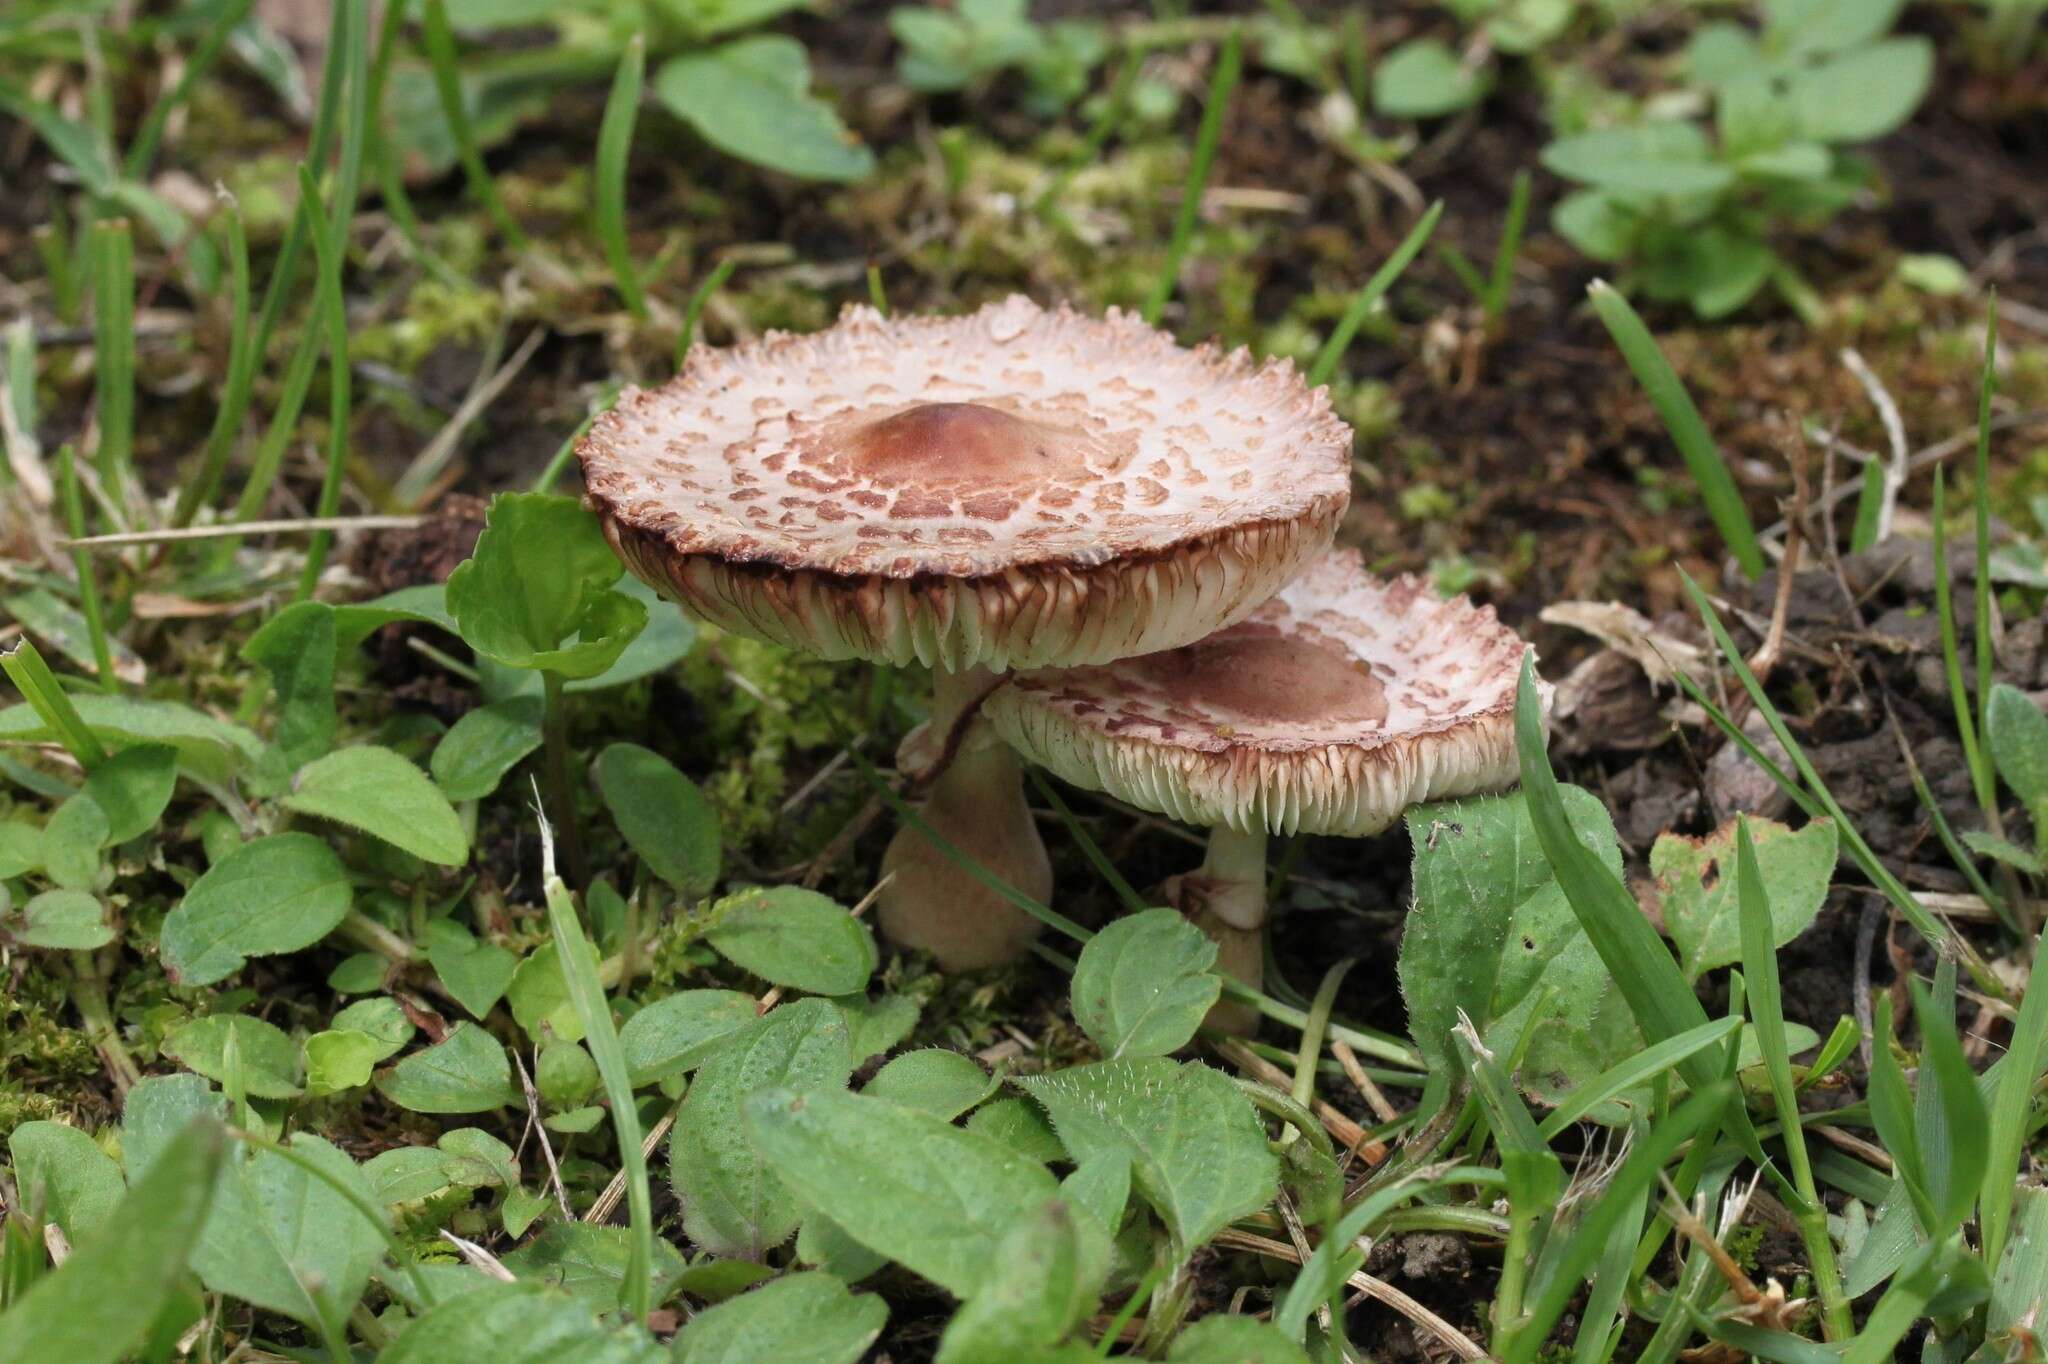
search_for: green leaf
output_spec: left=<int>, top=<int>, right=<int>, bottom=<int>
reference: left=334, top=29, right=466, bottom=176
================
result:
left=747, top=1086, right=1059, bottom=1298
left=7, top=1122, right=123, bottom=1243
left=671, top=1271, right=889, bottom=1364
left=866, top=1049, right=998, bottom=1120
left=0, top=821, right=41, bottom=877
left=968, top=1096, right=1067, bottom=1163
left=17, top=889, right=112, bottom=949
left=498, top=1223, right=688, bottom=1313
left=1070, top=907, right=1220, bottom=1059
left=1017, top=1058, right=1278, bottom=1255
left=424, top=918, right=519, bottom=1019
left=1399, top=788, right=1636, bottom=1108
left=379, top=1281, right=665, bottom=1363
left=1908, top=980, right=1988, bottom=1239
left=705, top=886, right=876, bottom=995
left=1788, top=37, right=1931, bottom=142
left=120, top=1075, right=226, bottom=1184
left=376, top=1021, right=520, bottom=1113
left=1371, top=39, right=1489, bottom=119
left=1960, top=830, right=2043, bottom=875
left=508, top=937, right=606, bottom=1043
left=831, top=992, right=922, bottom=1062
left=0, top=694, right=263, bottom=783
left=163, top=1014, right=303, bottom=1098
left=242, top=602, right=338, bottom=769
left=74, top=742, right=177, bottom=844
left=160, top=832, right=353, bottom=986
left=1541, top=123, right=1735, bottom=197
left=1166, top=1317, right=1315, bottom=1364
left=1987, top=683, right=2048, bottom=811
left=1988, top=1185, right=2048, bottom=1342
left=566, top=577, right=697, bottom=692
left=594, top=742, right=720, bottom=896
left=618, top=988, right=759, bottom=1085
left=1655, top=817, right=1836, bottom=980
left=446, top=493, right=646, bottom=679
left=0, top=1118, right=226, bottom=1364
left=1766, top=0, right=1907, bottom=53
left=40, top=793, right=107, bottom=889
left=936, top=1199, right=1097, bottom=1364
left=653, top=37, right=875, bottom=183
left=283, top=745, right=468, bottom=865
left=305, top=1001, right=411, bottom=1096
left=432, top=696, right=545, bottom=801
left=193, top=1134, right=383, bottom=1329
left=673, top=998, right=855, bottom=1257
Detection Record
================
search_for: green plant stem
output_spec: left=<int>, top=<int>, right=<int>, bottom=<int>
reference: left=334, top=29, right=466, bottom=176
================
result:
left=1970, top=298, right=1999, bottom=827
left=68, top=950, right=141, bottom=1092
left=541, top=671, right=589, bottom=888
left=124, top=0, right=257, bottom=179
left=1140, top=26, right=1240, bottom=326
left=1291, top=959, right=1352, bottom=1115
left=1486, top=170, right=1531, bottom=324
left=865, top=261, right=888, bottom=314
left=0, top=641, right=107, bottom=769
left=59, top=446, right=116, bottom=693
left=295, top=162, right=353, bottom=602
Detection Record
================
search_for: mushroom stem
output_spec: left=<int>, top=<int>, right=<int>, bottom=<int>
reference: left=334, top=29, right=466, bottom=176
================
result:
left=1179, top=824, right=1269, bottom=1036
left=878, top=716, right=1050, bottom=970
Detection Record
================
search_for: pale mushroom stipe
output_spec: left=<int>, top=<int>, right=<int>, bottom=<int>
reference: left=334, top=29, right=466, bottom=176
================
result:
left=986, top=550, right=1548, bottom=1028
left=577, top=296, right=1354, bottom=970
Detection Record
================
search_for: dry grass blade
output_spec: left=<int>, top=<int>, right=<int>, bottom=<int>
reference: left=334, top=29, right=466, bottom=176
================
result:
left=1214, top=1229, right=1488, bottom=1360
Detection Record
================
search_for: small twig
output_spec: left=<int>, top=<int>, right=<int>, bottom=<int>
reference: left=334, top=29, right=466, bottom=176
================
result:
left=59, top=514, right=426, bottom=549
left=585, top=1105, right=676, bottom=1228
left=1840, top=349, right=1909, bottom=542
left=1764, top=408, right=2048, bottom=539
left=1331, top=1040, right=1400, bottom=1124
left=1214, top=1230, right=1487, bottom=1360
left=1748, top=430, right=1807, bottom=684
left=440, top=1230, right=516, bottom=1281
left=1213, top=1037, right=1386, bottom=1163
left=512, top=1049, right=573, bottom=1220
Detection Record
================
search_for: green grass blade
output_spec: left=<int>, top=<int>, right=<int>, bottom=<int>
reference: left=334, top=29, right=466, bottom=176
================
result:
left=1848, top=458, right=1885, bottom=554
left=1535, top=1017, right=1740, bottom=1139
left=294, top=161, right=354, bottom=601
left=676, top=258, right=736, bottom=370
left=865, top=261, right=888, bottom=315
left=1971, top=298, right=1999, bottom=817
left=1982, top=933, right=2048, bottom=1265
left=245, top=0, right=348, bottom=369
left=1588, top=281, right=1764, bottom=578
left=1908, top=978, right=1988, bottom=1239
left=539, top=821, right=652, bottom=1326
left=1514, top=658, right=1760, bottom=1156
left=1026, top=767, right=1148, bottom=914
left=171, top=194, right=253, bottom=527
left=1866, top=995, right=1933, bottom=1233
left=1308, top=200, right=1442, bottom=389
left=88, top=217, right=133, bottom=512
left=1932, top=470, right=1993, bottom=816
left=1035, top=46, right=1141, bottom=220
left=58, top=445, right=117, bottom=694
left=422, top=0, right=528, bottom=250
left=1486, top=170, right=1530, bottom=322
left=124, top=0, right=257, bottom=180
left=1140, top=27, right=1240, bottom=326
left=1506, top=1084, right=1736, bottom=1364
left=0, top=641, right=107, bottom=770
left=1570, top=1172, right=1646, bottom=1364
left=1676, top=568, right=2000, bottom=996
left=1737, top=817, right=1849, bottom=1339
left=594, top=36, right=647, bottom=319
left=230, top=198, right=331, bottom=525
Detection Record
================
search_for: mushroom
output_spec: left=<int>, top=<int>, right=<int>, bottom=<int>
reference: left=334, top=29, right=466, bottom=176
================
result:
left=577, top=296, right=1352, bottom=970
left=985, top=550, right=1545, bottom=1026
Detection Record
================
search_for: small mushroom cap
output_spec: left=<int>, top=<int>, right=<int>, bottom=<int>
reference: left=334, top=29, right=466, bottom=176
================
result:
left=984, top=550, right=1549, bottom=836
left=577, top=296, right=1351, bottom=671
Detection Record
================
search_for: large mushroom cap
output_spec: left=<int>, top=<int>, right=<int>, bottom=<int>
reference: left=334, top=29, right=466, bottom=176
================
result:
left=984, top=550, right=1546, bottom=836
left=577, top=296, right=1352, bottom=671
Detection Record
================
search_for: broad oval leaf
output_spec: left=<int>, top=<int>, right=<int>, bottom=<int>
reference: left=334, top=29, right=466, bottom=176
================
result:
left=1070, top=907, right=1219, bottom=1058
left=379, top=1281, right=666, bottom=1364
left=594, top=742, right=719, bottom=896
left=1017, top=1058, right=1278, bottom=1256
left=445, top=493, right=644, bottom=679
left=865, top=1048, right=997, bottom=1121
left=1655, top=816, right=1836, bottom=981
left=1540, top=122, right=1734, bottom=197
left=163, top=1013, right=303, bottom=1098
left=283, top=746, right=468, bottom=865
left=653, top=37, right=875, bottom=183
left=192, top=1134, right=383, bottom=1329
left=618, top=988, right=758, bottom=1085
left=746, top=1086, right=1060, bottom=1298
left=1166, top=1316, right=1314, bottom=1363
left=935, top=1199, right=1096, bottom=1364
left=376, top=1021, right=520, bottom=1113
left=242, top=603, right=338, bottom=769
left=671, top=1271, right=887, bottom=1364
left=498, top=1223, right=688, bottom=1312
left=160, top=832, right=353, bottom=987
left=706, top=886, right=876, bottom=995
left=432, top=695, right=546, bottom=801
left=1988, top=682, right=2048, bottom=811
left=1788, top=36, right=1932, bottom=143
left=76, top=742, right=178, bottom=844
left=19, top=888, right=113, bottom=950
left=672, top=997, right=855, bottom=1257
left=1372, top=38, right=1489, bottom=119
left=7, top=1121, right=124, bottom=1244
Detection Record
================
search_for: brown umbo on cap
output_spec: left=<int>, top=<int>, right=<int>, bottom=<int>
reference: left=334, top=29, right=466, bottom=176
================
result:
left=984, top=550, right=1541, bottom=837
left=577, top=296, right=1352, bottom=672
